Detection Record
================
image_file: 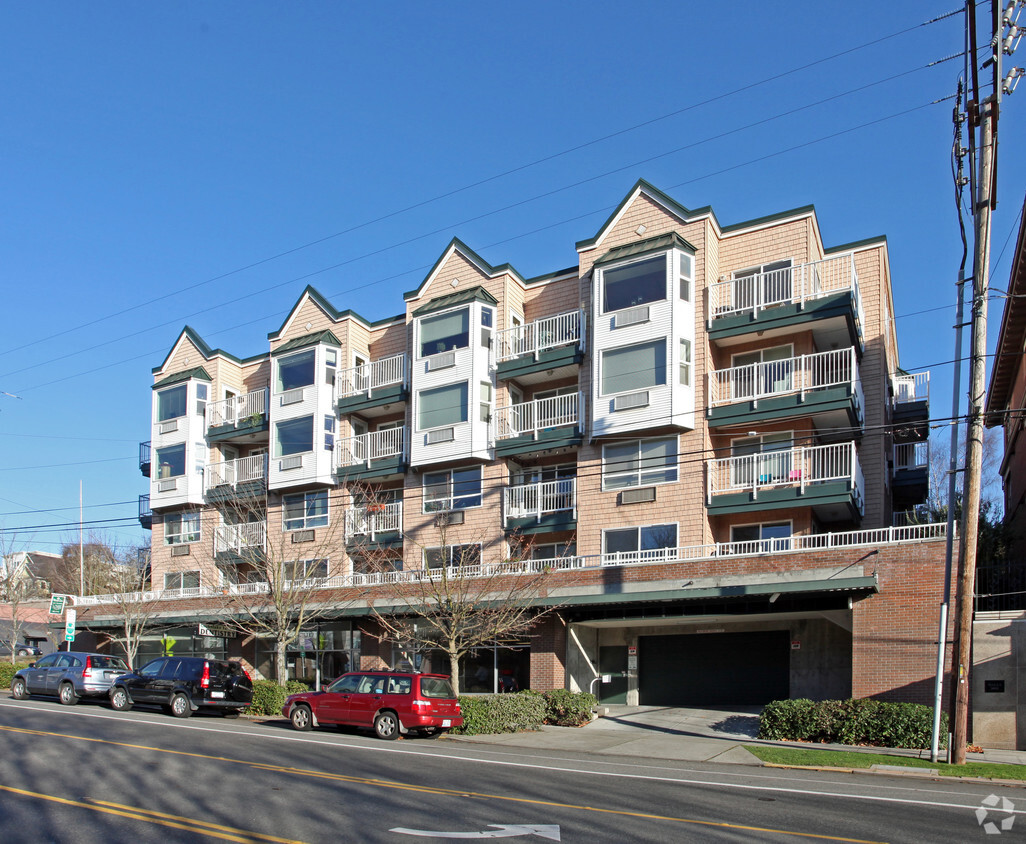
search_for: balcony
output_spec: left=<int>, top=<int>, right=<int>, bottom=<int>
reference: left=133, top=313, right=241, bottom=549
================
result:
left=892, top=371, right=930, bottom=440
left=708, top=254, right=864, bottom=348
left=503, top=478, right=577, bottom=534
left=334, top=427, right=406, bottom=482
left=492, top=392, right=583, bottom=458
left=892, top=441, right=929, bottom=510
left=139, top=441, right=151, bottom=478
left=204, top=454, right=268, bottom=503
left=335, top=354, right=407, bottom=416
left=213, top=522, right=266, bottom=559
left=138, top=494, right=152, bottom=530
left=708, top=347, right=864, bottom=432
left=206, top=389, right=269, bottom=442
left=344, top=502, right=403, bottom=548
left=707, top=441, right=865, bottom=522
left=494, top=310, right=585, bottom=384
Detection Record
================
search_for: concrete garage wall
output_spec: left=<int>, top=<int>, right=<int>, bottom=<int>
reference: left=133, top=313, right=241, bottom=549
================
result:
left=972, top=614, right=1026, bottom=750
left=789, top=614, right=852, bottom=700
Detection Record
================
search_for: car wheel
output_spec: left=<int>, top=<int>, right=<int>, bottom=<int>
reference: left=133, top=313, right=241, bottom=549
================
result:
left=11, top=678, right=27, bottom=700
left=290, top=705, right=313, bottom=731
left=109, top=687, right=132, bottom=712
left=16, top=648, right=29, bottom=657
left=169, top=693, right=192, bottom=718
left=373, top=711, right=400, bottom=740
left=58, top=682, right=78, bottom=706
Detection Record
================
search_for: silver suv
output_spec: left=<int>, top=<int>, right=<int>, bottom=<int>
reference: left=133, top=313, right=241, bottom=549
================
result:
left=12, top=651, right=129, bottom=705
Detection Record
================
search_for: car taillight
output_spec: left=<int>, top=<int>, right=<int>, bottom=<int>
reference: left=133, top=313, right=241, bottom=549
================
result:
left=82, top=656, right=92, bottom=681
left=200, top=661, right=210, bottom=689
left=411, top=699, right=429, bottom=708
left=242, top=668, right=252, bottom=681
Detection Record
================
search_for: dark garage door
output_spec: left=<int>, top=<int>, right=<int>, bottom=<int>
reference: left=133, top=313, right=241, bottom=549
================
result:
left=639, top=630, right=790, bottom=706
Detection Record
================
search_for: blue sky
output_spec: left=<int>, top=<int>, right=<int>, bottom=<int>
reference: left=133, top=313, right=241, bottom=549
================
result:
left=1, top=2, right=1022, bottom=554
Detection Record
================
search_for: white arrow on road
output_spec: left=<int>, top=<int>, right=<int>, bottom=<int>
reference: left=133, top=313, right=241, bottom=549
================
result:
left=391, top=824, right=561, bottom=840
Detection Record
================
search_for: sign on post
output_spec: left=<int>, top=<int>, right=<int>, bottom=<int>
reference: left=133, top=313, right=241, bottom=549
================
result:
left=64, top=608, right=77, bottom=643
left=48, top=595, right=67, bottom=615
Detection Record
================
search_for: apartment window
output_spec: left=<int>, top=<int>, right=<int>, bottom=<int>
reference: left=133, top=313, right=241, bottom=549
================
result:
left=730, top=522, right=792, bottom=543
left=283, top=490, right=328, bottom=531
left=425, top=544, right=482, bottom=569
left=419, top=308, right=469, bottom=357
left=529, top=542, right=577, bottom=560
left=275, top=416, right=314, bottom=456
left=423, top=467, right=482, bottom=512
left=164, top=512, right=201, bottom=545
left=155, top=443, right=186, bottom=478
left=731, top=345, right=793, bottom=398
left=513, top=463, right=576, bottom=485
left=732, top=259, right=793, bottom=310
left=601, top=255, right=666, bottom=313
left=288, top=558, right=329, bottom=580
left=479, top=381, right=492, bottom=423
left=157, top=385, right=187, bottom=421
left=276, top=349, right=316, bottom=393
left=418, top=382, right=468, bottom=430
left=196, top=383, right=208, bottom=416
left=601, top=340, right=666, bottom=395
left=164, top=571, right=200, bottom=590
left=481, top=309, right=493, bottom=328
left=679, top=339, right=692, bottom=386
left=603, top=523, right=677, bottom=555
left=602, top=438, right=677, bottom=490
left=679, top=252, right=694, bottom=302
left=324, top=415, right=336, bottom=451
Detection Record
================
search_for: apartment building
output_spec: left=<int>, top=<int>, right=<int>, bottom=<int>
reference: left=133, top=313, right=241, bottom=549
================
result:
left=112, top=180, right=948, bottom=704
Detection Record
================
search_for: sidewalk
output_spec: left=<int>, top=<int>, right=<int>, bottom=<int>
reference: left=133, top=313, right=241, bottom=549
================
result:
left=448, top=705, right=1026, bottom=768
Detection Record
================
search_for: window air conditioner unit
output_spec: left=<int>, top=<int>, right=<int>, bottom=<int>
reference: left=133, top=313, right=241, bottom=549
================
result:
left=620, top=487, right=656, bottom=505
left=280, top=388, right=305, bottom=406
left=426, top=427, right=454, bottom=444
left=613, top=305, right=650, bottom=328
left=613, top=391, right=649, bottom=411
left=280, top=455, right=303, bottom=471
left=170, top=545, right=191, bottom=557
left=291, top=530, right=315, bottom=543
left=435, top=510, right=465, bottom=527
left=427, top=351, right=456, bottom=371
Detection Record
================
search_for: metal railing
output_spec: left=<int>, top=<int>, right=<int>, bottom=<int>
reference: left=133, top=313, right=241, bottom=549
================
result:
left=494, top=309, right=583, bottom=363
left=707, top=441, right=864, bottom=512
left=213, top=523, right=266, bottom=556
left=709, top=347, right=862, bottom=411
left=139, top=441, right=151, bottom=468
left=893, top=371, right=930, bottom=405
left=205, top=454, right=268, bottom=492
left=493, top=392, right=581, bottom=441
left=205, top=388, right=268, bottom=429
left=708, top=254, right=863, bottom=328
left=345, top=501, right=403, bottom=541
left=138, top=494, right=151, bottom=519
left=335, top=354, right=406, bottom=400
left=894, top=441, right=930, bottom=472
left=335, top=427, right=405, bottom=469
left=503, top=478, right=577, bottom=524
left=74, top=522, right=950, bottom=606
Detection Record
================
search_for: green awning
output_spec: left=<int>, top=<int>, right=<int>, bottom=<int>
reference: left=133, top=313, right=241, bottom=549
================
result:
left=411, top=286, right=498, bottom=317
left=152, top=367, right=212, bottom=389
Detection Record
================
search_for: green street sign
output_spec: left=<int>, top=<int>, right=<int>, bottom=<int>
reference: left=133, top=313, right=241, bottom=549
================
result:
left=49, top=595, right=67, bottom=615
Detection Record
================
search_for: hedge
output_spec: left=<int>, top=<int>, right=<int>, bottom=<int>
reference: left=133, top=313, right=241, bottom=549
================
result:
left=247, top=679, right=309, bottom=716
left=451, top=690, right=597, bottom=734
left=542, top=689, right=597, bottom=727
left=1, top=660, right=33, bottom=690
left=758, top=698, right=945, bottom=749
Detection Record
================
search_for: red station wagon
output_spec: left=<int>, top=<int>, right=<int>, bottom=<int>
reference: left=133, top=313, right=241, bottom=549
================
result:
left=282, top=671, right=463, bottom=740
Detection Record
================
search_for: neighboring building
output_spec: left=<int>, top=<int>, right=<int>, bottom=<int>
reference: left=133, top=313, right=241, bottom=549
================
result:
left=1, top=552, right=62, bottom=599
left=86, top=180, right=947, bottom=705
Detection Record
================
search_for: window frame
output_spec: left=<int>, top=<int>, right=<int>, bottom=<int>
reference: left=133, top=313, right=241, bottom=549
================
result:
left=601, top=437, right=678, bottom=490
left=417, top=381, right=469, bottom=431
left=163, top=570, right=200, bottom=590
left=157, top=384, right=188, bottom=422
left=282, top=490, right=329, bottom=531
left=602, top=523, right=678, bottom=556
left=600, top=339, right=667, bottom=396
left=599, top=254, right=668, bottom=314
left=276, top=348, right=317, bottom=393
left=422, top=466, right=483, bottom=513
left=155, top=443, right=187, bottom=478
left=275, top=415, right=314, bottom=457
left=164, top=511, right=201, bottom=545
left=424, top=543, right=482, bottom=569
left=418, top=306, right=470, bottom=358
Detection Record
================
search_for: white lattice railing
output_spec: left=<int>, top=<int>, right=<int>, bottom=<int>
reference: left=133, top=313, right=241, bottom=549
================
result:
left=504, top=478, right=577, bottom=524
left=205, top=389, right=268, bottom=429
left=345, top=501, right=403, bottom=540
left=709, top=254, right=863, bottom=329
left=213, top=523, right=266, bottom=556
left=335, top=354, right=406, bottom=401
left=205, top=454, right=268, bottom=492
left=74, top=522, right=950, bottom=607
left=710, top=347, right=862, bottom=412
left=893, top=371, right=930, bottom=405
left=894, top=441, right=930, bottom=472
left=335, top=427, right=405, bottom=469
left=493, top=392, right=581, bottom=441
left=707, top=441, right=864, bottom=513
left=494, top=309, right=584, bottom=363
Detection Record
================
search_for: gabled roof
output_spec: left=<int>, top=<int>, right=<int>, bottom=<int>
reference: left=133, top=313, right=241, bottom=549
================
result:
left=576, top=179, right=700, bottom=252
left=152, top=326, right=267, bottom=375
left=411, top=286, right=499, bottom=317
left=595, top=231, right=697, bottom=267
left=267, top=284, right=404, bottom=341
left=271, top=330, right=341, bottom=356
left=152, top=367, right=212, bottom=389
left=403, top=238, right=525, bottom=302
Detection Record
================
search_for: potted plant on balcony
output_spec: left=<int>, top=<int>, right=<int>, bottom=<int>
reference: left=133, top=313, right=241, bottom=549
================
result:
left=244, top=411, right=264, bottom=427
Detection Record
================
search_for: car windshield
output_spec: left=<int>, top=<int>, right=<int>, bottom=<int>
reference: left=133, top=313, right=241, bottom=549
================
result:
left=419, top=677, right=456, bottom=699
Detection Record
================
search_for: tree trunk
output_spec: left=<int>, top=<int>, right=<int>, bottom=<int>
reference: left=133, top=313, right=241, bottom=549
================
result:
left=448, top=647, right=461, bottom=696
left=276, top=638, right=289, bottom=686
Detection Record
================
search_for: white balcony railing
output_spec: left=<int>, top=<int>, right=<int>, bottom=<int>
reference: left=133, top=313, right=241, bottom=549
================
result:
left=494, top=309, right=584, bottom=363
left=335, top=354, right=406, bottom=401
left=213, top=523, right=266, bottom=556
left=344, top=501, right=403, bottom=541
left=709, top=347, right=863, bottom=418
left=205, top=388, right=268, bottom=429
left=708, top=254, right=864, bottom=329
left=894, top=441, right=930, bottom=472
left=503, top=478, right=577, bottom=524
left=893, top=371, right=930, bottom=405
left=205, top=454, right=268, bottom=493
left=335, top=427, right=405, bottom=469
left=75, top=522, right=951, bottom=607
left=493, top=392, right=581, bottom=441
left=707, top=441, right=865, bottom=513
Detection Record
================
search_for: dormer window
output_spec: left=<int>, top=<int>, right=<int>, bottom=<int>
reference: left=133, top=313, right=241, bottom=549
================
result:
left=277, top=349, right=315, bottom=393
left=157, top=385, right=187, bottom=421
left=602, top=256, right=666, bottom=313
left=419, top=308, right=469, bottom=358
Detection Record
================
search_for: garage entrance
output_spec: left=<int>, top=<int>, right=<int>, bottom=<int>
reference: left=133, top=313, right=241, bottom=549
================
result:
left=638, top=630, right=790, bottom=706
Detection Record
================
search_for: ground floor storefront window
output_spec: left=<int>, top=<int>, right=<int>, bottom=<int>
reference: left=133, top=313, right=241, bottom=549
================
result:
left=398, top=644, right=530, bottom=693
left=130, top=626, right=230, bottom=666
left=257, top=622, right=361, bottom=688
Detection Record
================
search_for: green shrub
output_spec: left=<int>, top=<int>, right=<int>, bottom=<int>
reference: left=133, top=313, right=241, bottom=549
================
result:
left=542, top=689, right=596, bottom=727
left=246, top=680, right=289, bottom=716
left=758, top=698, right=945, bottom=750
left=284, top=680, right=310, bottom=696
left=0, top=660, right=33, bottom=690
left=452, top=693, right=546, bottom=735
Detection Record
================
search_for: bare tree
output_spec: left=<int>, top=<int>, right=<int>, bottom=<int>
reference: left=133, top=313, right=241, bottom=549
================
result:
left=85, top=548, right=161, bottom=668
left=0, top=537, right=34, bottom=665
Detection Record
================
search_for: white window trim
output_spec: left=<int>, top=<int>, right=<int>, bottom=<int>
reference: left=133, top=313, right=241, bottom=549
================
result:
left=163, top=570, right=200, bottom=590
left=601, top=437, right=678, bottom=491
left=730, top=343, right=794, bottom=367
left=424, top=543, right=482, bottom=569
left=417, top=305, right=471, bottom=359
left=598, top=252, right=670, bottom=315
left=416, top=381, right=469, bottom=432
left=601, top=522, right=679, bottom=554
left=422, top=467, right=483, bottom=513
left=164, top=511, right=201, bottom=545
left=275, top=348, right=317, bottom=394
left=599, top=339, right=668, bottom=397
left=729, top=519, right=794, bottom=541
left=281, top=490, right=330, bottom=532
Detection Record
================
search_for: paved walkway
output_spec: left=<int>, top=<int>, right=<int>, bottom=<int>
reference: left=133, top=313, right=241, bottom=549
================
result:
left=449, top=705, right=1026, bottom=768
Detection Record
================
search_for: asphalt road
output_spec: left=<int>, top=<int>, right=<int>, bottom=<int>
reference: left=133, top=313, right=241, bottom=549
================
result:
left=0, top=695, right=1021, bottom=843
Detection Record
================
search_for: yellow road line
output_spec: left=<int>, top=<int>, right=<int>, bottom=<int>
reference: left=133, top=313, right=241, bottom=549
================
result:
left=0, top=784, right=306, bottom=844
left=0, top=723, right=884, bottom=843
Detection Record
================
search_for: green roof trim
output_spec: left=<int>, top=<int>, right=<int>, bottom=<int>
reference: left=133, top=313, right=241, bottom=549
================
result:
left=152, top=367, right=212, bottom=389
left=271, top=330, right=342, bottom=356
left=825, top=235, right=887, bottom=254
left=267, top=284, right=402, bottom=342
left=720, top=204, right=816, bottom=234
left=411, top=285, right=499, bottom=317
left=594, top=231, right=696, bottom=267
left=403, top=237, right=526, bottom=301
left=576, top=179, right=694, bottom=251
left=153, top=325, right=271, bottom=374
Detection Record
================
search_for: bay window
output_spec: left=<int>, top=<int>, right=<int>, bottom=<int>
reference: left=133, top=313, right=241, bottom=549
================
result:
left=276, top=349, right=316, bottom=393
left=601, top=255, right=666, bottom=313
left=419, top=308, right=469, bottom=357
left=157, top=385, right=187, bottom=421
left=418, top=382, right=468, bottom=430
left=155, top=443, right=186, bottom=478
left=601, top=340, right=667, bottom=395
left=275, top=416, right=314, bottom=456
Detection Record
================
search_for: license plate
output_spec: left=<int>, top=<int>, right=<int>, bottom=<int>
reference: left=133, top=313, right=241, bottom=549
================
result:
left=210, top=691, right=225, bottom=699
left=441, top=719, right=451, bottom=727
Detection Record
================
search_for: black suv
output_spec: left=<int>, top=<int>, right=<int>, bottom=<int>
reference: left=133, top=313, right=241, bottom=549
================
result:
left=109, top=656, right=253, bottom=718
